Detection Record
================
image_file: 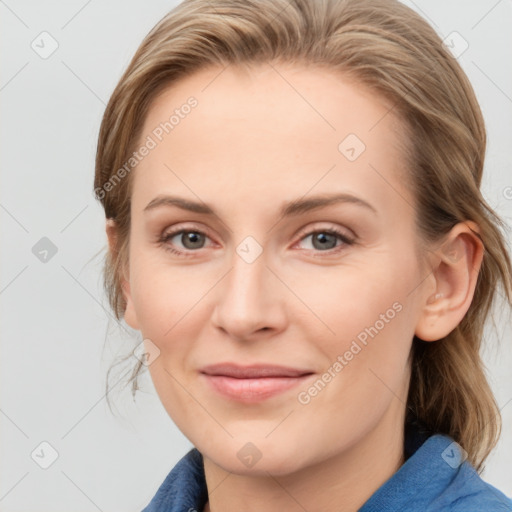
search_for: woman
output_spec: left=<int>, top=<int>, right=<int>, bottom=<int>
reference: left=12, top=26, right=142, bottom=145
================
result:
left=94, top=0, right=512, bottom=510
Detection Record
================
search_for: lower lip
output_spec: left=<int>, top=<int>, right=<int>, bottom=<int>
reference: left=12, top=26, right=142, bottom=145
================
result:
left=201, top=374, right=313, bottom=402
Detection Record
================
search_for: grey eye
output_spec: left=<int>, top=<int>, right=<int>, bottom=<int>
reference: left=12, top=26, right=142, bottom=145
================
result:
left=177, top=231, right=206, bottom=250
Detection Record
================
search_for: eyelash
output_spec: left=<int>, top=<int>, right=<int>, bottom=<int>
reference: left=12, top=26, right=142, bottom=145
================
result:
left=157, top=225, right=355, bottom=258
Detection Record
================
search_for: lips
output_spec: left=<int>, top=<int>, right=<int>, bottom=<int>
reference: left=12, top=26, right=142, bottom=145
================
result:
left=199, top=363, right=315, bottom=402
left=200, top=362, right=313, bottom=378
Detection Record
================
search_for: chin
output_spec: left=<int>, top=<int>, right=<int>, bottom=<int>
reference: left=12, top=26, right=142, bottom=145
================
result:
left=199, top=437, right=309, bottom=476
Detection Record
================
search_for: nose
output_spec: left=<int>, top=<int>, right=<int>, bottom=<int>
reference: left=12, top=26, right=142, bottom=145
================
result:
left=210, top=243, right=287, bottom=341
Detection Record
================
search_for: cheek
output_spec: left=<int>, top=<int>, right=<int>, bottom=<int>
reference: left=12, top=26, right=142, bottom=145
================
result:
left=313, top=251, right=418, bottom=393
left=129, top=259, right=204, bottom=335
left=320, top=264, right=414, bottom=350
left=302, top=303, right=414, bottom=434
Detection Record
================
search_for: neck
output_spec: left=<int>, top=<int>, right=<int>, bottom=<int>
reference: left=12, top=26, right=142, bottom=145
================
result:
left=202, top=407, right=406, bottom=512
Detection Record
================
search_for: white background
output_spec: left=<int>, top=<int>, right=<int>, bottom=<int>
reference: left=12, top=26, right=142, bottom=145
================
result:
left=1, top=0, right=511, bottom=510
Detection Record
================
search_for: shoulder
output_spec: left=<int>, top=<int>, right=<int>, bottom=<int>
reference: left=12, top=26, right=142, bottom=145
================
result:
left=422, top=436, right=512, bottom=512
left=360, top=431, right=512, bottom=512
left=434, top=461, right=512, bottom=511
left=141, top=448, right=207, bottom=512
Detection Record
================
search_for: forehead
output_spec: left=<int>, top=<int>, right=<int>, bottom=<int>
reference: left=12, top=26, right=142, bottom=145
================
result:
left=132, top=64, right=412, bottom=218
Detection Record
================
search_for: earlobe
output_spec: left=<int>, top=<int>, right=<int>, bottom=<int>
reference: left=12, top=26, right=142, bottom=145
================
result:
left=122, top=280, right=140, bottom=330
left=105, top=218, right=140, bottom=330
left=415, top=221, right=484, bottom=342
left=106, top=218, right=118, bottom=256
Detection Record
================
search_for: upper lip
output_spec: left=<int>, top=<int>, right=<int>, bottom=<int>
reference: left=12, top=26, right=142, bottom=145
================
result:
left=200, top=363, right=314, bottom=378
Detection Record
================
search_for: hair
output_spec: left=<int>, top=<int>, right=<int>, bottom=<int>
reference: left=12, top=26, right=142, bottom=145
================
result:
left=94, top=0, right=512, bottom=471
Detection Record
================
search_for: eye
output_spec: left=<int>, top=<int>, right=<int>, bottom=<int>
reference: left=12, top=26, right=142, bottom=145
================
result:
left=295, top=227, right=355, bottom=254
left=158, top=227, right=214, bottom=257
left=157, top=224, right=355, bottom=258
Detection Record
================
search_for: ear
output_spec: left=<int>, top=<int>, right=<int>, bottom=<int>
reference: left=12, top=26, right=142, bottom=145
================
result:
left=415, top=221, right=484, bottom=342
left=106, top=219, right=140, bottom=330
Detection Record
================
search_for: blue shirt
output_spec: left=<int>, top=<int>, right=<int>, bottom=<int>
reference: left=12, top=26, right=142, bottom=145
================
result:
left=142, top=423, right=512, bottom=511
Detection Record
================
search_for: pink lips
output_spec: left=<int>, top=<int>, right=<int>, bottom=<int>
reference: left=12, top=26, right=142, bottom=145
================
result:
left=199, top=363, right=314, bottom=402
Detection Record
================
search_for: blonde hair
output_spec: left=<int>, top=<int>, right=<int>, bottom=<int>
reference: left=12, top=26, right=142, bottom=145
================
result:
left=94, top=0, right=512, bottom=471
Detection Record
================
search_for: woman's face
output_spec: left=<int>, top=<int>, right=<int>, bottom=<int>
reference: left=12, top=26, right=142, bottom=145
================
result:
left=120, top=64, right=432, bottom=475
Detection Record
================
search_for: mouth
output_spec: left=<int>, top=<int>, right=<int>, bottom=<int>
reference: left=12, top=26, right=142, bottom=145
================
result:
left=199, top=363, right=315, bottom=402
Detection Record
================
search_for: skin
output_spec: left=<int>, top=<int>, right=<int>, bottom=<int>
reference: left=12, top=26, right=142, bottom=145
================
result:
left=107, top=63, right=483, bottom=512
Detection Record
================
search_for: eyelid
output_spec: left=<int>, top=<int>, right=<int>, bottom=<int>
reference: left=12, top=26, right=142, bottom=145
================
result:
left=161, top=221, right=214, bottom=237
left=293, top=222, right=355, bottom=243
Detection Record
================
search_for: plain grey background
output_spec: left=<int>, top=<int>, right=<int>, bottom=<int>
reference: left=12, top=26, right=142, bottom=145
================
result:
left=1, top=0, right=511, bottom=510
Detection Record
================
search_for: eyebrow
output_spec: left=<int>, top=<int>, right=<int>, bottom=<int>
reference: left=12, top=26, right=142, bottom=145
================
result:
left=143, top=192, right=377, bottom=217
